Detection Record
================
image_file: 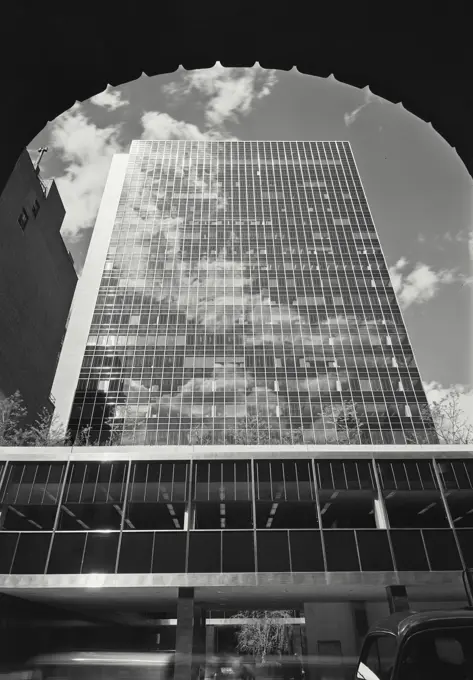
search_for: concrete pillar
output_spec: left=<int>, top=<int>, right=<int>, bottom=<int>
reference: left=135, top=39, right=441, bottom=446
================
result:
left=194, top=607, right=206, bottom=671
left=292, top=625, right=303, bottom=656
left=290, top=625, right=305, bottom=680
left=205, top=626, right=217, bottom=680
left=303, top=602, right=358, bottom=680
left=174, top=588, right=206, bottom=680
left=205, top=625, right=217, bottom=657
left=351, top=602, right=369, bottom=652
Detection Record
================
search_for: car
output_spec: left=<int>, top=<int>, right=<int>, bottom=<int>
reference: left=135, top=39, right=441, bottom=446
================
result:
left=15, top=651, right=175, bottom=680
left=356, top=609, right=473, bottom=680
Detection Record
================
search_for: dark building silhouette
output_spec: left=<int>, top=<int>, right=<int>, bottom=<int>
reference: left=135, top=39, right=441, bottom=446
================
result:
left=0, top=149, right=77, bottom=420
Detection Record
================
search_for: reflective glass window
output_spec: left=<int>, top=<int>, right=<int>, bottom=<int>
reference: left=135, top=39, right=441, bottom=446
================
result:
left=0, top=463, right=65, bottom=531
left=58, top=462, right=127, bottom=531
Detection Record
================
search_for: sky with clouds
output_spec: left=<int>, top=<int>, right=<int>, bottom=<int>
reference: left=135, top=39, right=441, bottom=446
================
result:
left=28, top=63, right=473, bottom=423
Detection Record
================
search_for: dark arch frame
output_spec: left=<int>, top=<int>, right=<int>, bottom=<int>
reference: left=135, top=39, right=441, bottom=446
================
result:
left=1, top=8, right=472, bottom=193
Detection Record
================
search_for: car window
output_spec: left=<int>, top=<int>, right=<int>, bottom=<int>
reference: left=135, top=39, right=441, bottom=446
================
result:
left=357, top=635, right=397, bottom=680
left=377, top=636, right=397, bottom=676
left=398, top=627, right=473, bottom=679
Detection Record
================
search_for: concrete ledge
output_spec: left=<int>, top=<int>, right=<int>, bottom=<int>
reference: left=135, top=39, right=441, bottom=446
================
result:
left=0, top=443, right=472, bottom=462
left=0, top=570, right=464, bottom=598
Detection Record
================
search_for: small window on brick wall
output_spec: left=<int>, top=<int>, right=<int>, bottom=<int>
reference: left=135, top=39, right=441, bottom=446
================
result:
left=18, top=208, right=29, bottom=230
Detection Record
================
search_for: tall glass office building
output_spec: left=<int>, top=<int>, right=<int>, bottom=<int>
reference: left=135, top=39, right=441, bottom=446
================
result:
left=3, top=141, right=471, bottom=668
left=65, top=140, right=436, bottom=446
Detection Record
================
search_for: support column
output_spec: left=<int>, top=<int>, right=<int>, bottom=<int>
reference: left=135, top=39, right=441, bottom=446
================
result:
left=304, top=602, right=358, bottom=680
left=290, top=625, right=305, bottom=680
left=205, top=625, right=217, bottom=657
left=205, top=626, right=217, bottom=680
left=174, top=588, right=206, bottom=680
left=352, top=602, right=369, bottom=653
left=292, top=625, right=303, bottom=657
left=194, top=607, right=206, bottom=673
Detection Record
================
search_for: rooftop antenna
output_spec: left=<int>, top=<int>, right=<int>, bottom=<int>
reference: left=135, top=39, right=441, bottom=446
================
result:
left=34, top=146, right=48, bottom=174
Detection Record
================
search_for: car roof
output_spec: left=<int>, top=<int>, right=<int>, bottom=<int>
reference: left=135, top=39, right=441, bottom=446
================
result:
left=368, top=609, right=473, bottom=638
left=30, top=652, right=174, bottom=666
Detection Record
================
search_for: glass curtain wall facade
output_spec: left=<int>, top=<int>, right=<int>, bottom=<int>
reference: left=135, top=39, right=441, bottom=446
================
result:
left=68, top=141, right=436, bottom=446
left=1, top=456, right=471, bottom=576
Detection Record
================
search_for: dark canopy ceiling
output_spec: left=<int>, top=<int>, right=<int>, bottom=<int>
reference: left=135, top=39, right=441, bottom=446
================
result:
left=1, top=7, right=471, bottom=193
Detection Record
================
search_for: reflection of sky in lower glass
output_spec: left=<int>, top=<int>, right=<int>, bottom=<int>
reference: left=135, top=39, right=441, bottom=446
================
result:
left=71, top=141, right=437, bottom=445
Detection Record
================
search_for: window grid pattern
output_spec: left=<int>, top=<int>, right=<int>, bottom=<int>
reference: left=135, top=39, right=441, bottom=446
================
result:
left=377, top=461, right=439, bottom=491
left=69, top=141, right=436, bottom=445
left=0, top=458, right=468, bottom=575
left=437, top=461, right=473, bottom=490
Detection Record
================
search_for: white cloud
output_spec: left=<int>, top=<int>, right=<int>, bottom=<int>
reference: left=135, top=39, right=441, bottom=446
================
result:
left=449, top=228, right=473, bottom=245
left=417, top=233, right=426, bottom=243
left=47, top=104, right=229, bottom=243
left=389, top=258, right=457, bottom=309
left=46, top=65, right=275, bottom=242
left=47, top=104, right=124, bottom=240
left=389, top=256, right=409, bottom=295
left=140, top=111, right=233, bottom=141
left=424, top=381, right=472, bottom=405
left=90, top=85, right=129, bottom=111
left=430, top=228, right=473, bottom=250
left=344, top=87, right=377, bottom=127
left=162, top=63, right=277, bottom=130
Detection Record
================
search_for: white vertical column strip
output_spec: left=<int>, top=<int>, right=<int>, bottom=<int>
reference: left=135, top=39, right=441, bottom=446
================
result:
left=51, top=154, right=129, bottom=433
left=0, top=461, right=9, bottom=530
left=44, top=460, right=71, bottom=573
left=311, top=457, right=328, bottom=571
left=114, top=459, right=133, bottom=573
left=432, top=458, right=467, bottom=570
left=371, top=457, right=399, bottom=576
left=251, top=458, right=259, bottom=575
